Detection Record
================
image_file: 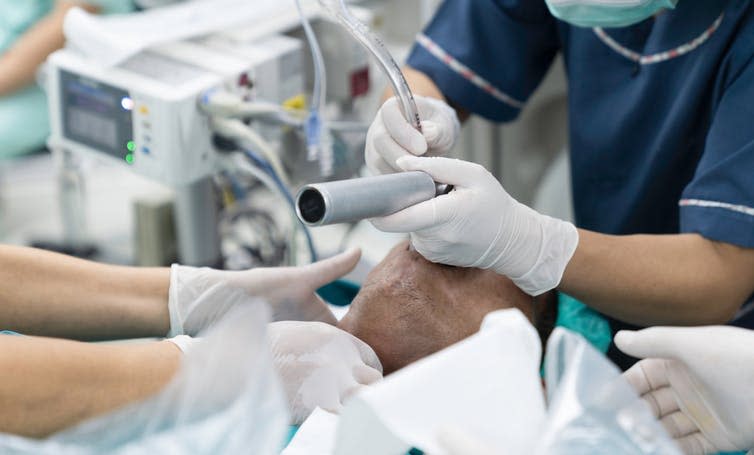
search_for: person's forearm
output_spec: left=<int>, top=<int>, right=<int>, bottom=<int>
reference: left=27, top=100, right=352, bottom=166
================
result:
left=0, top=2, right=97, bottom=96
left=560, top=231, right=754, bottom=326
left=0, top=245, right=170, bottom=340
left=381, top=67, right=470, bottom=121
left=0, top=336, right=180, bottom=438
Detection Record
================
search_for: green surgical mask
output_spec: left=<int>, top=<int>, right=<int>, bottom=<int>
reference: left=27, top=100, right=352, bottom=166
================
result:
left=545, top=0, right=679, bottom=28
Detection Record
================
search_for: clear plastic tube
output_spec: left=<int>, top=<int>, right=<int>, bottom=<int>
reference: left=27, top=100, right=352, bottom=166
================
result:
left=295, top=0, right=335, bottom=177
left=318, top=0, right=423, bottom=132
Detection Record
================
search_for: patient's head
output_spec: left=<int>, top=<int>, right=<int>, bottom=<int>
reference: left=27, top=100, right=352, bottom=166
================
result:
left=338, top=242, right=555, bottom=374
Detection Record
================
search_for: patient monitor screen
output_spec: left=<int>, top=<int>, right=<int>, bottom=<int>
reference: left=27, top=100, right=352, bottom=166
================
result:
left=60, top=70, right=135, bottom=162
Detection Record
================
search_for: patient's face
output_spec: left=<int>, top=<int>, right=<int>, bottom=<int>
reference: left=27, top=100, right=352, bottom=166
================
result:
left=338, top=242, right=551, bottom=374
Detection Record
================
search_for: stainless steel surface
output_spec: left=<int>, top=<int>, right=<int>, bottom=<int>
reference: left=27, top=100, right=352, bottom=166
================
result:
left=296, top=171, right=441, bottom=226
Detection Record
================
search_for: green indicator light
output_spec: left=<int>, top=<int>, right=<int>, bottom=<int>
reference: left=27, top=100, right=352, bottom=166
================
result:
left=126, top=141, right=136, bottom=152
left=125, top=153, right=134, bottom=165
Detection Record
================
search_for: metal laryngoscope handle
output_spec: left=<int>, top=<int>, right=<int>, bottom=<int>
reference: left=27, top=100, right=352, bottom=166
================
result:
left=296, top=172, right=450, bottom=226
left=295, top=1, right=452, bottom=226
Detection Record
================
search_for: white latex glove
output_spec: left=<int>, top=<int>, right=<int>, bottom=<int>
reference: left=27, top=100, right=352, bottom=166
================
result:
left=615, top=327, right=754, bottom=455
left=167, top=249, right=361, bottom=336
left=372, top=156, right=579, bottom=296
left=268, top=321, right=383, bottom=424
left=365, top=95, right=460, bottom=175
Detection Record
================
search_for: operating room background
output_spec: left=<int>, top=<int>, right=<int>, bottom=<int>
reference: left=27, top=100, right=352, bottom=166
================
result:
left=0, top=0, right=572, bottom=272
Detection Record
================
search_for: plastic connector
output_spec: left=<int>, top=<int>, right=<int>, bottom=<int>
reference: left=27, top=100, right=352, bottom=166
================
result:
left=305, top=109, right=322, bottom=161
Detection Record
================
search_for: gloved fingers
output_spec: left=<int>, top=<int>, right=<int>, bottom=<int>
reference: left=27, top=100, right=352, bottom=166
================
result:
left=307, top=296, right=339, bottom=325
left=614, top=328, right=686, bottom=361
left=352, top=364, right=382, bottom=385
left=421, top=120, right=454, bottom=152
left=421, top=121, right=442, bottom=148
left=366, top=144, right=401, bottom=174
left=661, top=411, right=699, bottom=439
left=396, top=155, right=489, bottom=188
left=349, top=336, right=383, bottom=373
left=374, top=128, right=420, bottom=165
left=301, top=248, right=362, bottom=288
left=675, top=431, right=717, bottom=455
left=623, top=359, right=670, bottom=396
left=380, top=97, right=427, bottom=155
left=371, top=198, right=440, bottom=233
left=339, top=380, right=372, bottom=412
left=642, top=386, right=680, bottom=419
left=372, top=188, right=463, bottom=233
left=318, top=400, right=345, bottom=417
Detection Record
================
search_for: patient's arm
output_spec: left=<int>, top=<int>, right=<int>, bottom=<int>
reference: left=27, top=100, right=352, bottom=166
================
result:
left=338, top=242, right=554, bottom=374
left=0, top=336, right=180, bottom=438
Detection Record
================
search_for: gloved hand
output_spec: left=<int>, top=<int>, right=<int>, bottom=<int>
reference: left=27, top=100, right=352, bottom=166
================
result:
left=365, top=95, right=460, bottom=175
left=267, top=321, right=383, bottom=424
left=167, top=249, right=361, bottom=336
left=371, top=156, right=579, bottom=296
left=615, top=326, right=754, bottom=455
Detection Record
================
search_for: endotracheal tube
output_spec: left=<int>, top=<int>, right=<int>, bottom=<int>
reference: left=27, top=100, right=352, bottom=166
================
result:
left=317, top=0, right=422, bottom=132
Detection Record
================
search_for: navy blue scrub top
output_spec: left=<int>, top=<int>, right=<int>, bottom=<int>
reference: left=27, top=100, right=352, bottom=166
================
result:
left=407, top=0, right=754, bottom=369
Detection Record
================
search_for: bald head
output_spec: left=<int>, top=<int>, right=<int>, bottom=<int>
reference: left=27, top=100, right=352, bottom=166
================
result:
left=338, top=242, right=552, bottom=374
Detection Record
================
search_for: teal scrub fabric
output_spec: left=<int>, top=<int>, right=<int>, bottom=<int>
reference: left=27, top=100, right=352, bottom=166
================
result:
left=0, top=0, right=135, bottom=159
left=556, top=293, right=613, bottom=354
left=0, top=1, right=54, bottom=53
left=317, top=280, right=361, bottom=307
left=0, top=85, right=50, bottom=158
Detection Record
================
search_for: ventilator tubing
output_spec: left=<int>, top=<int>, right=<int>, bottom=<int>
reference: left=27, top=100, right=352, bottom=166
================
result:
left=296, top=171, right=446, bottom=226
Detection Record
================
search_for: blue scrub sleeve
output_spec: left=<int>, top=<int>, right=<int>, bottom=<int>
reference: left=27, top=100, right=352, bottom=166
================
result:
left=680, top=54, right=754, bottom=248
left=406, top=0, right=561, bottom=122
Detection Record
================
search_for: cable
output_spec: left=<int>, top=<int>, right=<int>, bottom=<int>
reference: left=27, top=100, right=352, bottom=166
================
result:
left=200, top=90, right=307, bottom=126
left=220, top=153, right=300, bottom=264
left=212, top=115, right=319, bottom=263
left=294, top=0, right=328, bottom=162
left=242, top=148, right=318, bottom=263
left=204, top=96, right=367, bottom=133
left=211, top=118, right=290, bottom=186
left=232, top=148, right=318, bottom=263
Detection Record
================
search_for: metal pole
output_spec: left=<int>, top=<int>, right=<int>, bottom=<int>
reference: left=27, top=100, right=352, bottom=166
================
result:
left=173, top=176, right=222, bottom=266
